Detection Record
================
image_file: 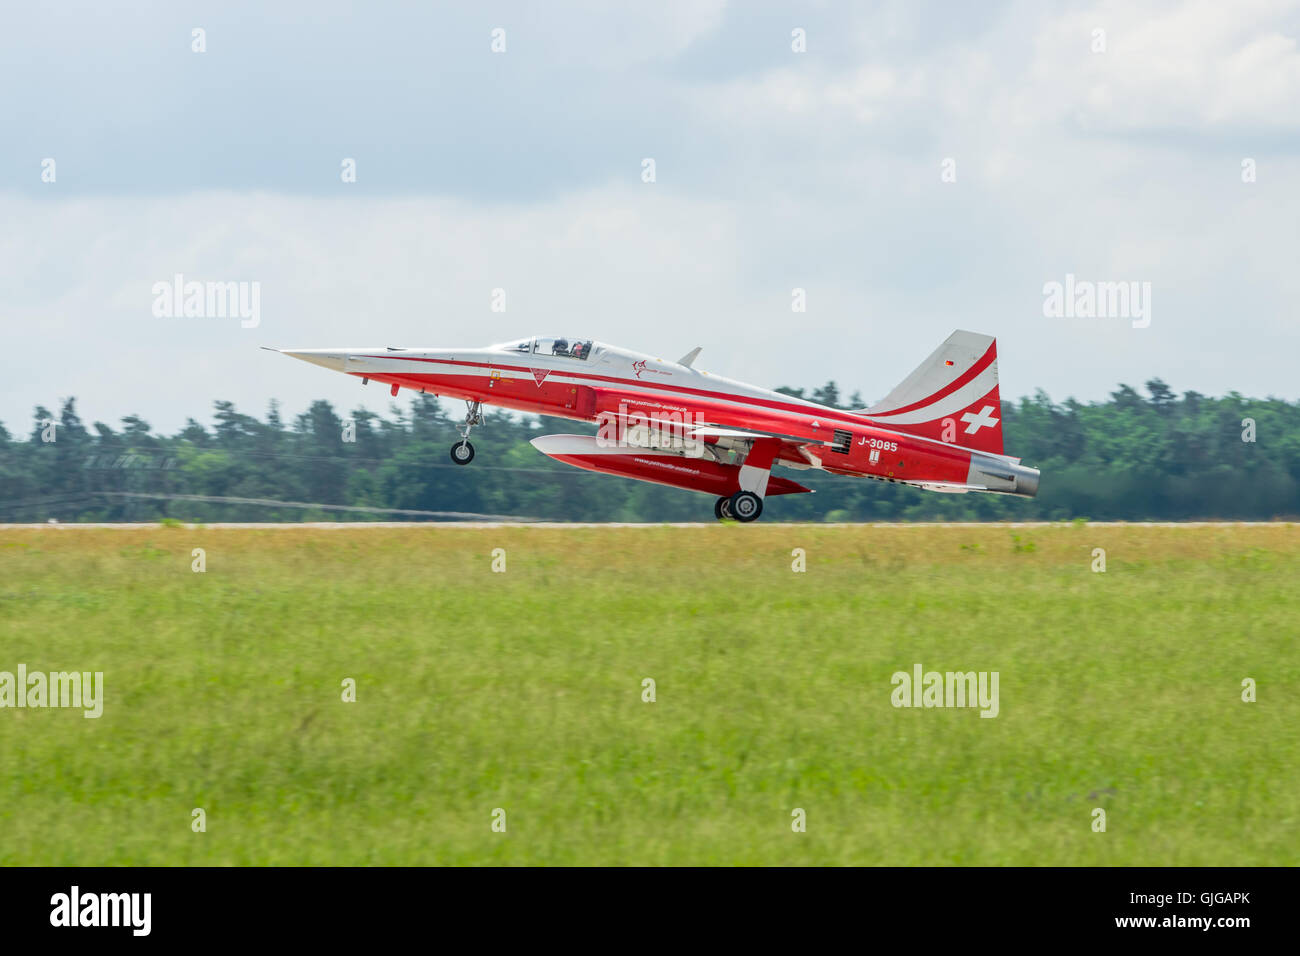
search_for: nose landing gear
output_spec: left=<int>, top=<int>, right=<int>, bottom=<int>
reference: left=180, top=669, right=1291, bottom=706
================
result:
left=449, top=400, right=483, bottom=466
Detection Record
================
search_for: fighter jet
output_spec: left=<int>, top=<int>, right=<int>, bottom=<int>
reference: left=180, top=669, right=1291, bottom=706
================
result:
left=272, top=331, right=1039, bottom=522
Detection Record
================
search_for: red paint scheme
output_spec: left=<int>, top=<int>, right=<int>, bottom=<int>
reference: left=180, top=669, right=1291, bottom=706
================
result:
left=360, top=361, right=974, bottom=485
left=275, top=331, right=1040, bottom=516
left=546, top=446, right=812, bottom=498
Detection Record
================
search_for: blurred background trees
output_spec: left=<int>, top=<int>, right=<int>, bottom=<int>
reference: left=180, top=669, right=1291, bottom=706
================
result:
left=2, top=380, right=1294, bottom=522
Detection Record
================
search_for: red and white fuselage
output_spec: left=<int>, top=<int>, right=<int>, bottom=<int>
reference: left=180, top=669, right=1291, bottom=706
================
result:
left=275, top=331, right=1039, bottom=521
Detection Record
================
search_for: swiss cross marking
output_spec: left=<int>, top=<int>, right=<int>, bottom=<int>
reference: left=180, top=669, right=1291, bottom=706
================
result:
left=960, top=405, right=999, bottom=434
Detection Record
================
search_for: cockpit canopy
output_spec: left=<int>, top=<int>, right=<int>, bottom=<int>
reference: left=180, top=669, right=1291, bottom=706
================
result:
left=492, top=335, right=596, bottom=361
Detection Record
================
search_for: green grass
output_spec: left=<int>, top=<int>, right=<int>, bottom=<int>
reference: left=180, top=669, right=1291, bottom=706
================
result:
left=1, top=523, right=1297, bottom=865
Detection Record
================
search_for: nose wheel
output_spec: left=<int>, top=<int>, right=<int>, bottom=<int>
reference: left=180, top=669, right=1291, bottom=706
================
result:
left=449, top=400, right=483, bottom=466
left=450, top=440, right=475, bottom=465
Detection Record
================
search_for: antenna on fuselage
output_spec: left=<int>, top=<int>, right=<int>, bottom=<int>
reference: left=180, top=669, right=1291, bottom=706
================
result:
left=677, top=347, right=702, bottom=368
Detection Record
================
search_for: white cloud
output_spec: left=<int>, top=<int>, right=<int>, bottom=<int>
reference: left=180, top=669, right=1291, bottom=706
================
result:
left=0, top=189, right=746, bottom=432
left=524, top=0, right=728, bottom=67
left=691, top=0, right=1300, bottom=140
left=1024, top=0, right=1300, bottom=131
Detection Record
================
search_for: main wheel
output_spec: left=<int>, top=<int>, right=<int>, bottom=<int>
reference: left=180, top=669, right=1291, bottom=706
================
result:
left=728, top=490, right=763, bottom=522
left=714, top=496, right=734, bottom=521
left=450, top=440, right=475, bottom=465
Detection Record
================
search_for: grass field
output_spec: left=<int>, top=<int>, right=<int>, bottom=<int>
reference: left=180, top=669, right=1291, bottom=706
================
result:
left=1, top=522, right=1297, bottom=865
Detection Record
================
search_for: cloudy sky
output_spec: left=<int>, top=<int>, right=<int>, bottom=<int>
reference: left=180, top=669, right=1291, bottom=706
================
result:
left=3, top=0, right=1298, bottom=434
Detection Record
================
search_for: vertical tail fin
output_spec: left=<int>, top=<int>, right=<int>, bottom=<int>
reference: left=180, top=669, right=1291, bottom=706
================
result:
left=861, top=330, right=1004, bottom=455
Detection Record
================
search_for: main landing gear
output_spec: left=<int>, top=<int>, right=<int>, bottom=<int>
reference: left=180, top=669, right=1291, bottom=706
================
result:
left=449, top=400, right=483, bottom=466
left=714, top=491, right=763, bottom=523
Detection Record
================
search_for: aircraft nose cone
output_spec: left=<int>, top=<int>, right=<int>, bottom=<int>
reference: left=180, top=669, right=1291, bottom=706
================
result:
left=278, top=349, right=346, bottom=372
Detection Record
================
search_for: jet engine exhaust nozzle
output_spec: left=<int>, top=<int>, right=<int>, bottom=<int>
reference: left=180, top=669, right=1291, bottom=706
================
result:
left=967, top=457, right=1040, bottom=498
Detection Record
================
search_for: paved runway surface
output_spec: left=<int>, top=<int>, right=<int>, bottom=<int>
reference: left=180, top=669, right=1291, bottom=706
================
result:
left=2, top=521, right=1293, bottom=530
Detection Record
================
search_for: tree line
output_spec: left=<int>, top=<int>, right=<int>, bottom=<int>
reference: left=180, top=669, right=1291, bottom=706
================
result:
left=1, top=378, right=1295, bottom=522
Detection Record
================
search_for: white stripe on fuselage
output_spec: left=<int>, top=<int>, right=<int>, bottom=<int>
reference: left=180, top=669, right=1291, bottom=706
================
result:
left=351, top=351, right=829, bottom=419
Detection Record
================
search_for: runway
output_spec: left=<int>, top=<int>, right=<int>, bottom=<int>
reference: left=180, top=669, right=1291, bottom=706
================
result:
left=2, top=521, right=1293, bottom=530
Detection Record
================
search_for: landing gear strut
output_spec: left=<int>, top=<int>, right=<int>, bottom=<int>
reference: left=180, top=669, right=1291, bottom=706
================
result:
left=717, top=438, right=777, bottom=522
left=449, top=400, right=483, bottom=466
